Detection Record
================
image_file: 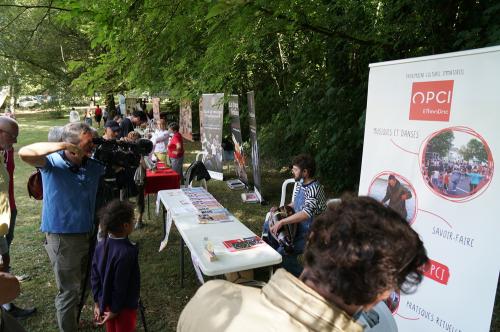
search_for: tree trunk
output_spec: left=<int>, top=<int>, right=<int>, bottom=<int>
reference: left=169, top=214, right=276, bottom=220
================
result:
left=105, top=93, right=116, bottom=119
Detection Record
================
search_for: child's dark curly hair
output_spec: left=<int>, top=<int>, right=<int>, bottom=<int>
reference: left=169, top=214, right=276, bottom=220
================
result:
left=98, top=199, right=135, bottom=236
left=303, top=195, right=428, bottom=306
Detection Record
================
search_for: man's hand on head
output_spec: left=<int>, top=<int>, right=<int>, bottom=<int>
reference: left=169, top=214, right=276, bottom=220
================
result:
left=65, top=143, right=84, bottom=158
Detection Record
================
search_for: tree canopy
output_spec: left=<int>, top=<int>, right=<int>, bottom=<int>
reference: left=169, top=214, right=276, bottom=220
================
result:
left=460, top=138, right=488, bottom=163
left=427, top=131, right=455, bottom=158
left=1, top=0, right=499, bottom=191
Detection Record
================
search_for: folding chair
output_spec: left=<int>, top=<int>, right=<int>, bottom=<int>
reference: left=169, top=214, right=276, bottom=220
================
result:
left=361, top=301, right=398, bottom=332
left=263, top=178, right=298, bottom=240
left=183, top=160, right=210, bottom=190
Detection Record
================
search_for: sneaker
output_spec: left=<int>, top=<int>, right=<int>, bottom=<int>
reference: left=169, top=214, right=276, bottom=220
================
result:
left=15, top=274, right=31, bottom=282
left=6, top=304, right=36, bottom=319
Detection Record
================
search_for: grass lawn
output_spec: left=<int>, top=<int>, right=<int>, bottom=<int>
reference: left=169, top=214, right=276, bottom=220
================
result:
left=8, top=111, right=499, bottom=332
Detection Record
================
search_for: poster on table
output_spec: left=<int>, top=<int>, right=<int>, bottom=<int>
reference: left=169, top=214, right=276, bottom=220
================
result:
left=199, top=93, right=224, bottom=180
left=125, top=97, right=137, bottom=116
left=247, top=91, right=262, bottom=201
left=179, top=99, right=193, bottom=141
left=229, top=95, right=248, bottom=185
left=152, top=97, right=160, bottom=121
left=359, top=46, right=500, bottom=332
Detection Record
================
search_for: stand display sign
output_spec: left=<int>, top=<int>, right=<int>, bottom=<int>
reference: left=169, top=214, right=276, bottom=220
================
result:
left=152, top=97, right=160, bottom=121
left=247, top=91, right=262, bottom=201
left=229, top=95, right=248, bottom=185
left=359, top=46, right=500, bottom=332
left=179, top=99, right=193, bottom=141
left=125, top=98, right=137, bottom=115
left=199, top=93, right=224, bottom=180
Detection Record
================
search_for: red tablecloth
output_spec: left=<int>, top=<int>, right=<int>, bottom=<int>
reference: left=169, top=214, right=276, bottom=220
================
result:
left=144, top=166, right=180, bottom=194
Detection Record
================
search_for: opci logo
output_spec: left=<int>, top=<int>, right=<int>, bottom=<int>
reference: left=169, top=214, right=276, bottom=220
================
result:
left=422, top=258, right=450, bottom=285
left=409, top=80, right=454, bottom=121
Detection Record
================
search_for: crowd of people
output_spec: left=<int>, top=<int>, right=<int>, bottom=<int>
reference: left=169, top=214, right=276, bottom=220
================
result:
left=0, top=100, right=186, bottom=331
left=0, top=99, right=431, bottom=332
left=423, top=158, right=490, bottom=196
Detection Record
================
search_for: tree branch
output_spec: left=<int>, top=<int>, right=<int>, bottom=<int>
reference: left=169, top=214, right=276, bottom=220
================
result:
left=0, top=3, right=70, bottom=12
left=254, top=5, right=386, bottom=47
left=0, top=7, right=28, bottom=33
left=23, top=1, right=52, bottom=48
left=0, top=51, right=68, bottom=81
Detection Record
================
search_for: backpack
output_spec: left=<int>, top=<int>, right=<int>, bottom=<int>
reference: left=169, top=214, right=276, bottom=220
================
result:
left=27, top=169, right=43, bottom=200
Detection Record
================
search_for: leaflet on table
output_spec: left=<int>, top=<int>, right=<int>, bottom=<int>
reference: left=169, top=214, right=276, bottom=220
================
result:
left=171, top=206, right=199, bottom=216
left=181, top=187, right=233, bottom=223
left=198, top=213, right=232, bottom=224
left=190, top=200, right=223, bottom=207
left=223, top=236, right=264, bottom=252
left=197, top=207, right=227, bottom=214
left=182, top=187, right=209, bottom=195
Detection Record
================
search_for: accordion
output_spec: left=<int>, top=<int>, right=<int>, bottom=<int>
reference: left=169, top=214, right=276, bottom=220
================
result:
left=266, top=205, right=297, bottom=253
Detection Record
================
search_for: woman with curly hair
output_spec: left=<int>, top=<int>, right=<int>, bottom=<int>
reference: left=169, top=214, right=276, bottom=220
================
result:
left=178, top=195, right=428, bottom=332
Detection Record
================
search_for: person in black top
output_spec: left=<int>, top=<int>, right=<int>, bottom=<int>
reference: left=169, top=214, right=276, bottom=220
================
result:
left=91, top=200, right=140, bottom=332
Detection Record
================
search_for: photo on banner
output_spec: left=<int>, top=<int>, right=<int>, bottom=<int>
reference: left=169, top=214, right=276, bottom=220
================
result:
left=152, top=97, right=160, bottom=121
left=247, top=91, right=262, bottom=201
left=179, top=99, right=193, bottom=141
left=359, top=46, right=500, bottom=332
left=199, top=93, right=224, bottom=180
left=229, top=95, right=248, bottom=185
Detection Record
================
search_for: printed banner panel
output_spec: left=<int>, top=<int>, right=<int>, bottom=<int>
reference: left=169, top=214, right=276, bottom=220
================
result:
left=248, top=91, right=262, bottom=200
left=200, top=93, right=224, bottom=180
left=179, top=99, right=193, bottom=141
left=359, top=46, right=500, bottom=332
left=152, top=97, right=160, bottom=121
left=229, top=95, right=248, bottom=185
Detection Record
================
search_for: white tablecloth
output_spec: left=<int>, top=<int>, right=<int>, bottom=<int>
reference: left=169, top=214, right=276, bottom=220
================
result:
left=156, top=189, right=282, bottom=276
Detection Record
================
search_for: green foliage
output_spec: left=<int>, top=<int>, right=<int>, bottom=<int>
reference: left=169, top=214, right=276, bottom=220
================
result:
left=2, top=0, right=500, bottom=192
left=460, top=138, right=488, bottom=163
left=427, top=131, right=455, bottom=158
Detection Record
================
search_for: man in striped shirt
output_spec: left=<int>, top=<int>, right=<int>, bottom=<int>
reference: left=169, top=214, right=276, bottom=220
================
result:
left=267, top=154, right=327, bottom=276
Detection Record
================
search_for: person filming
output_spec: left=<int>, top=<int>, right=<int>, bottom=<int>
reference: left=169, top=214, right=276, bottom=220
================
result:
left=19, top=123, right=105, bottom=332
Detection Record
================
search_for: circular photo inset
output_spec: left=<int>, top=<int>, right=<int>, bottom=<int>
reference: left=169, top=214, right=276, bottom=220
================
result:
left=420, top=127, right=494, bottom=202
left=368, top=172, right=417, bottom=224
left=384, top=290, right=401, bottom=314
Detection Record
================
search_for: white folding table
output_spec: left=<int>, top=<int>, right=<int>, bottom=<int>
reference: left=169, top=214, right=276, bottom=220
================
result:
left=156, top=189, right=282, bottom=286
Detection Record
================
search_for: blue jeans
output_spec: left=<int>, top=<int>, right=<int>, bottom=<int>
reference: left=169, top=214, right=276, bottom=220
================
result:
left=262, top=219, right=305, bottom=277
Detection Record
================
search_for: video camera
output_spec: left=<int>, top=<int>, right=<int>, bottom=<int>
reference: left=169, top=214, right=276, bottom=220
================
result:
left=93, top=137, right=153, bottom=170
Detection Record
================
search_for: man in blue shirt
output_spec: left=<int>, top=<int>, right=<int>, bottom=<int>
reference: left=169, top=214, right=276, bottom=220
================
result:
left=20, top=122, right=105, bottom=332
